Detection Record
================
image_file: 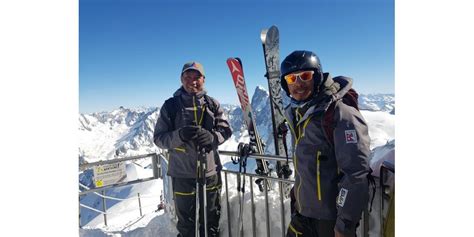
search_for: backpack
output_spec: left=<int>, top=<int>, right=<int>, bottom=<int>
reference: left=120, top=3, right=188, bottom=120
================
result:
left=320, top=86, right=377, bottom=212
left=162, top=94, right=218, bottom=130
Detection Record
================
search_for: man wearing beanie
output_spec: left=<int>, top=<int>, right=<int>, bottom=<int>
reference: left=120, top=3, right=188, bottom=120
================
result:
left=153, top=61, right=232, bottom=237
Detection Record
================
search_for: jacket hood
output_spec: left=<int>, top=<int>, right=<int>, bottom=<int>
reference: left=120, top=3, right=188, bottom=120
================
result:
left=321, top=73, right=353, bottom=101
left=287, top=73, right=354, bottom=126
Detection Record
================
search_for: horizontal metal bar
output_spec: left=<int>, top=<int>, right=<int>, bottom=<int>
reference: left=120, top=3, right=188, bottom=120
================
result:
left=79, top=177, right=157, bottom=196
left=79, top=203, right=106, bottom=214
left=79, top=153, right=159, bottom=171
left=218, top=150, right=292, bottom=163
left=222, top=169, right=294, bottom=184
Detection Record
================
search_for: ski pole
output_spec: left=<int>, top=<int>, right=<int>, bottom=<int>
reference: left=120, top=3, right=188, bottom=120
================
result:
left=240, top=144, right=249, bottom=237
left=278, top=121, right=292, bottom=179
left=195, top=153, right=200, bottom=237
left=200, top=145, right=208, bottom=237
left=236, top=142, right=249, bottom=237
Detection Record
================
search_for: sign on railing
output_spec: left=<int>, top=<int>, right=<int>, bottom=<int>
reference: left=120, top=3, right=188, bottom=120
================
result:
left=93, top=162, right=127, bottom=188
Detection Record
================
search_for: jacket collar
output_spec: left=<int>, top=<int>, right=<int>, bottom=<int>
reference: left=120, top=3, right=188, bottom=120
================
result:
left=286, top=73, right=353, bottom=127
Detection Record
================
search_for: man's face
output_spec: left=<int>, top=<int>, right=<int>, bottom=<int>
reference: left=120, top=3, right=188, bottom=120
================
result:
left=286, top=70, right=314, bottom=101
left=181, top=70, right=205, bottom=94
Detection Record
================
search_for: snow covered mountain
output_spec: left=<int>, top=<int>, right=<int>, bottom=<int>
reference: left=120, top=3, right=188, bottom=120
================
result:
left=227, top=87, right=395, bottom=154
left=79, top=106, right=160, bottom=162
left=358, top=93, right=395, bottom=113
left=78, top=87, right=394, bottom=162
left=78, top=87, right=395, bottom=234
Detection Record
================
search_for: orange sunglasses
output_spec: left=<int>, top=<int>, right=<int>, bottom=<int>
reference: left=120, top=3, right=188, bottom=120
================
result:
left=283, top=71, right=314, bottom=85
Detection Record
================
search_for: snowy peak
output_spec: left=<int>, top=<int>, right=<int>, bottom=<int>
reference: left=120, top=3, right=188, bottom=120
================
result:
left=79, top=107, right=160, bottom=161
left=78, top=88, right=395, bottom=160
left=80, top=106, right=151, bottom=131
left=251, top=86, right=270, bottom=113
left=359, top=94, right=395, bottom=112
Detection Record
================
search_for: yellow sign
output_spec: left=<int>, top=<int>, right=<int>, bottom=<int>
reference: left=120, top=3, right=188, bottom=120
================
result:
left=93, top=162, right=127, bottom=188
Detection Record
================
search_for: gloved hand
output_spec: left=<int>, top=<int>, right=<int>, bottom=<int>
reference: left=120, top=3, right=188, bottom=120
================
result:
left=179, top=125, right=200, bottom=142
left=196, top=128, right=214, bottom=148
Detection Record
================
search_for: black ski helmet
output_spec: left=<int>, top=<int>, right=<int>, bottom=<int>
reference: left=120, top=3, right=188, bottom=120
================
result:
left=280, top=50, right=323, bottom=97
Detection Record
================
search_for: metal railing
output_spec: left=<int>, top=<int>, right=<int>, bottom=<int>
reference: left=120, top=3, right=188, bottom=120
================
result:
left=219, top=150, right=294, bottom=237
left=79, top=153, right=164, bottom=227
left=78, top=150, right=375, bottom=237
left=218, top=150, right=371, bottom=237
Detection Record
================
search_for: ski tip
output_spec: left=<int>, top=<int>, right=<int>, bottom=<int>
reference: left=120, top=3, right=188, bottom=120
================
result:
left=236, top=58, right=243, bottom=67
left=267, top=25, right=279, bottom=38
left=269, top=25, right=279, bottom=32
left=226, top=57, right=238, bottom=65
left=260, top=29, right=268, bottom=43
left=226, top=57, right=242, bottom=68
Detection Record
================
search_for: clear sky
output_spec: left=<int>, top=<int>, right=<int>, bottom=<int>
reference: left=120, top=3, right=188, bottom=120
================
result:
left=80, top=0, right=394, bottom=113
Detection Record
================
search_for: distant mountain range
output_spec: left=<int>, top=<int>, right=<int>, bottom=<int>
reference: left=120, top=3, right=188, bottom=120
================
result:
left=78, top=87, right=395, bottom=227
left=359, top=93, right=395, bottom=113
left=79, top=87, right=394, bottom=162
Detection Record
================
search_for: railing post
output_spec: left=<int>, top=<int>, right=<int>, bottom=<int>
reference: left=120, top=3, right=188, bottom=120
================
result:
left=264, top=178, right=270, bottom=237
left=279, top=181, right=285, bottom=237
left=237, top=172, right=242, bottom=237
left=78, top=198, right=81, bottom=228
left=225, top=172, right=232, bottom=237
left=138, top=192, right=143, bottom=216
left=158, top=153, right=162, bottom=178
left=152, top=153, right=160, bottom=179
left=250, top=176, right=256, bottom=237
left=102, top=190, right=108, bottom=226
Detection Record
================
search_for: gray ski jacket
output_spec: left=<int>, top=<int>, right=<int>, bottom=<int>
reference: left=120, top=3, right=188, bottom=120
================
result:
left=153, top=87, right=232, bottom=178
left=285, top=74, right=370, bottom=236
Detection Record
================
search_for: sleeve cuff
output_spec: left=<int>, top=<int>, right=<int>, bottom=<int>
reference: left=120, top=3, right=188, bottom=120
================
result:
left=212, top=132, right=219, bottom=148
left=335, top=218, right=357, bottom=236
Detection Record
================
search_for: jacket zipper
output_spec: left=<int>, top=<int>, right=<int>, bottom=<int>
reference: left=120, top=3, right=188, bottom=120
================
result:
left=316, top=151, right=322, bottom=201
left=192, top=96, right=205, bottom=126
left=294, top=115, right=313, bottom=212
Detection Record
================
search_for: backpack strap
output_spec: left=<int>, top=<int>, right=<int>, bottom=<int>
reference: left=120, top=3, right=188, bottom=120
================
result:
left=203, top=94, right=217, bottom=114
left=322, top=88, right=359, bottom=147
left=322, top=100, right=337, bottom=148
left=163, top=97, right=179, bottom=131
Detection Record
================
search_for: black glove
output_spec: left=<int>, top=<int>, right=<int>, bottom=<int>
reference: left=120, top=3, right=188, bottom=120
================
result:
left=196, top=128, right=214, bottom=148
left=179, top=125, right=200, bottom=142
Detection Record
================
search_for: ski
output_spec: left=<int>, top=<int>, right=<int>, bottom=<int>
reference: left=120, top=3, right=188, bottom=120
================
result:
left=226, top=57, right=271, bottom=192
left=260, top=26, right=292, bottom=196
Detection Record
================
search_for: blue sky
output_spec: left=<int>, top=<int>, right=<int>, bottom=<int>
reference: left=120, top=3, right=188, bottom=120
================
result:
left=80, top=0, right=394, bottom=113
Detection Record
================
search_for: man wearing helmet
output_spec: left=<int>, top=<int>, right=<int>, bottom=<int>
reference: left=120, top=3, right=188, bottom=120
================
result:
left=281, top=50, right=371, bottom=237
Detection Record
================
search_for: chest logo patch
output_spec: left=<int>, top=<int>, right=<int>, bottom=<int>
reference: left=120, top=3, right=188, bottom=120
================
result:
left=345, top=130, right=358, bottom=143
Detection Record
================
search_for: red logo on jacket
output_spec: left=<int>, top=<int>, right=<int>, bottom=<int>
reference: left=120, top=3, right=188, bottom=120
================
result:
left=345, top=130, right=357, bottom=144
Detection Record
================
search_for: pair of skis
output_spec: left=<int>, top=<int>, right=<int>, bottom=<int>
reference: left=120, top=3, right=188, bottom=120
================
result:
left=227, top=25, right=291, bottom=186
left=195, top=26, right=288, bottom=237
left=227, top=26, right=292, bottom=189
left=227, top=25, right=291, bottom=237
